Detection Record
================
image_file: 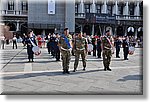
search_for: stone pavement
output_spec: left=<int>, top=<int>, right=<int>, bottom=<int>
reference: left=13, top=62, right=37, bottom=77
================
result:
left=0, top=43, right=143, bottom=95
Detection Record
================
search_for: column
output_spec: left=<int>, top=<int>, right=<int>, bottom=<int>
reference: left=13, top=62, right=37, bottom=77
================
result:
left=42, top=30, right=46, bottom=35
left=16, top=0, right=19, bottom=14
left=99, top=25, right=102, bottom=35
left=115, top=0, right=118, bottom=15
left=92, top=24, right=94, bottom=35
left=16, top=21, right=19, bottom=31
left=135, top=2, right=140, bottom=19
left=80, top=0, right=84, bottom=13
left=123, top=1, right=129, bottom=19
left=103, top=25, right=106, bottom=35
left=102, top=0, right=107, bottom=13
left=92, top=0, right=96, bottom=13
left=80, top=25, right=83, bottom=32
left=135, top=27, right=138, bottom=38
left=126, top=1, right=129, bottom=15
left=124, top=26, right=128, bottom=36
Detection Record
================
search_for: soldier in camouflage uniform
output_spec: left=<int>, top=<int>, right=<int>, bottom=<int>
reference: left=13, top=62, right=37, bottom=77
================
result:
left=73, top=32, right=88, bottom=72
left=101, top=30, right=114, bottom=71
left=59, top=28, right=72, bottom=74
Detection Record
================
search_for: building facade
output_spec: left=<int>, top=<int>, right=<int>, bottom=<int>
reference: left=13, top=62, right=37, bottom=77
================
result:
left=0, top=0, right=28, bottom=36
left=28, top=0, right=75, bottom=35
left=0, top=0, right=143, bottom=38
left=0, top=0, right=75, bottom=36
left=75, top=0, right=143, bottom=37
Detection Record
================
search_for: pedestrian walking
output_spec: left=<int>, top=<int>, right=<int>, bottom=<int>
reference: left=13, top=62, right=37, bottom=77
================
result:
left=25, top=30, right=37, bottom=62
left=73, top=32, right=88, bottom=72
left=12, top=34, right=17, bottom=49
left=59, top=28, right=72, bottom=74
left=101, top=30, right=114, bottom=71
left=122, top=36, right=129, bottom=60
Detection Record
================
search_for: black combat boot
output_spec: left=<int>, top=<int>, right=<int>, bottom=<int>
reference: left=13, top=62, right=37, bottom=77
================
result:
left=31, top=59, right=34, bottom=62
left=73, top=68, right=77, bottom=72
left=107, top=67, right=112, bottom=71
left=66, top=70, right=70, bottom=74
left=104, top=68, right=107, bottom=71
left=63, top=70, right=66, bottom=74
left=83, top=67, right=86, bottom=71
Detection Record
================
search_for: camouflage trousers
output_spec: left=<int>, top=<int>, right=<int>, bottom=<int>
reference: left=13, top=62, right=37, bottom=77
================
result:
left=102, top=50, right=112, bottom=68
left=61, top=50, right=71, bottom=71
left=74, top=50, right=87, bottom=70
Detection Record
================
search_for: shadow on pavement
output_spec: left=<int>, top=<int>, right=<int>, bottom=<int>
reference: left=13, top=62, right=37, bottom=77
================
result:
left=4, top=58, right=125, bottom=64
left=1, top=69, right=104, bottom=80
left=117, top=74, right=143, bottom=81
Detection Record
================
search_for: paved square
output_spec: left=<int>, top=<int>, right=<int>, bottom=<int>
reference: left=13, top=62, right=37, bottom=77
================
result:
left=0, top=44, right=143, bottom=95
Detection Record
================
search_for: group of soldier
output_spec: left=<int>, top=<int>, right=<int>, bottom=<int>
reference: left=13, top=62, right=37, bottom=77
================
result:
left=24, top=28, right=135, bottom=74
left=58, top=28, right=115, bottom=74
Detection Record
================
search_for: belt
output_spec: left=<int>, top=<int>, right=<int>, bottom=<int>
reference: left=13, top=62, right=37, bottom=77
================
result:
left=104, top=46, right=111, bottom=50
left=61, top=47, right=72, bottom=51
left=76, top=48, right=85, bottom=51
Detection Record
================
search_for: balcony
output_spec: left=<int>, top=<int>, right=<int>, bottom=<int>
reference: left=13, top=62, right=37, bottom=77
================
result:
left=76, top=13, right=142, bottom=20
left=115, top=15, right=143, bottom=21
left=75, top=13, right=85, bottom=18
left=0, top=10, right=28, bottom=17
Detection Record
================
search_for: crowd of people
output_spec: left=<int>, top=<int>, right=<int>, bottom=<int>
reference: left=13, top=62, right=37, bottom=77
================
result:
left=18, top=28, right=142, bottom=74
left=0, top=28, right=143, bottom=74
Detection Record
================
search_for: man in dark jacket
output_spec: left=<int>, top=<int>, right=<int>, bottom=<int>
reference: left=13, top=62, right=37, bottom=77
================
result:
left=114, top=36, right=122, bottom=58
left=97, top=37, right=102, bottom=58
left=25, top=30, right=37, bottom=62
left=122, top=36, right=129, bottom=60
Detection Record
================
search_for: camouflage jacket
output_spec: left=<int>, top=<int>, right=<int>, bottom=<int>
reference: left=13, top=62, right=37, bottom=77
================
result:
left=101, top=35, right=114, bottom=50
left=73, top=37, right=87, bottom=51
left=59, top=34, right=72, bottom=49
